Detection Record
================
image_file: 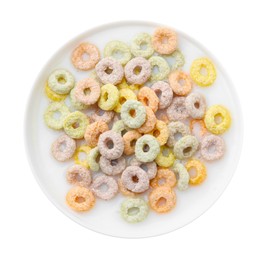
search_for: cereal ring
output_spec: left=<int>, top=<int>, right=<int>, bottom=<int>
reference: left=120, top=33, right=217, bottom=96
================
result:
left=44, top=102, right=70, bottom=130
left=150, top=168, right=177, bottom=188
left=200, top=134, right=225, bottom=161
left=151, top=81, right=173, bottom=109
left=190, top=119, right=207, bottom=138
left=114, top=88, right=137, bottom=113
left=186, top=159, right=207, bottom=185
left=120, top=198, right=149, bottom=223
left=124, top=57, right=151, bottom=85
left=152, top=27, right=177, bottom=55
left=98, top=130, right=124, bottom=160
left=98, top=84, right=119, bottom=111
left=185, top=92, right=206, bottom=119
left=112, top=120, right=131, bottom=136
left=130, top=158, right=157, bottom=180
left=149, top=186, right=176, bottom=213
left=89, top=107, right=115, bottom=123
left=71, top=42, right=100, bottom=70
left=167, top=121, right=191, bottom=147
left=86, top=147, right=100, bottom=172
left=99, top=156, right=126, bottom=176
left=121, top=166, right=149, bottom=193
left=74, top=145, right=91, bottom=168
left=74, top=78, right=101, bottom=105
left=95, top=57, right=124, bottom=85
left=66, top=186, right=95, bottom=212
left=104, top=40, right=132, bottom=65
left=63, top=111, right=89, bottom=139
left=135, top=134, right=160, bottom=163
left=173, top=135, right=199, bottom=160
left=137, top=106, right=157, bottom=134
left=190, top=58, right=216, bottom=87
left=204, top=105, right=231, bottom=134
left=172, top=161, right=190, bottom=191
left=91, top=175, right=118, bottom=200
left=155, top=146, right=175, bottom=168
left=148, top=56, right=170, bottom=82
left=150, top=120, right=169, bottom=146
left=66, top=165, right=92, bottom=187
left=162, top=50, right=185, bottom=71
left=137, top=87, right=159, bottom=112
left=166, top=97, right=189, bottom=121
left=168, top=71, right=192, bottom=96
left=117, top=78, right=140, bottom=92
left=70, top=88, right=88, bottom=110
left=120, top=100, right=146, bottom=129
left=48, top=69, right=75, bottom=94
left=45, top=83, right=67, bottom=102
left=118, top=179, right=136, bottom=197
left=131, top=33, right=154, bottom=58
left=51, top=134, right=76, bottom=161
left=84, top=121, right=109, bottom=147
left=123, top=130, right=142, bottom=155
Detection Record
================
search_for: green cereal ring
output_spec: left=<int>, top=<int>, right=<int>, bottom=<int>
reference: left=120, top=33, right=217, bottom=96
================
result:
left=63, top=111, right=89, bottom=139
left=162, top=50, right=185, bottom=71
left=172, top=161, right=190, bottom=191
left=173, top=135, right=199, bottom=160
left=70, top=88, right=89, bottom=111
left=120, top=100, right=146, bottom=129
left=155, top=146, right=175, bottom=168
left=135, top=134, right=160, bottom=163
left=120, top=198, right=149, bottom=223
left=44, top=102, right=70, bottom=130
left=48, top=69, right=75, bottom=94
left=104, top=40, right=132, bottom=65
left=130, top=33, right=154, bottom=58
left=86, top=147, right=100, bottom=172
left=112, top=120, right=131, bottom=136
left=98, top=84, right=119, bottom=111
left=148, top=56, right=170, bottom=82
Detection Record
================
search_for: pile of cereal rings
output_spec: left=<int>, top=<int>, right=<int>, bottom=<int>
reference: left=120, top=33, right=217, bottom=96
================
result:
left=44, top=27, right=231, bottom=223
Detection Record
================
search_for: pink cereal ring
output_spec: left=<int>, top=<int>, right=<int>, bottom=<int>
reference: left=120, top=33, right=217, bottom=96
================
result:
left=151, top=81, right=173, bottom=109
left=91, top=175, right=118, bottom=200
left=99, top=156, right=126, bottom=176
left=89, top=106, right=115, bottom=123
left=200, top=134, right=225, bottom=161
left=66, top=165, right=92, bottom=187
left=74, top=78, right=101, bottom=105
left=166, top=97, right=189, bottom=121
left=169, top=71, right=193, bottom=96
left=130, top=158, right=157, bottom=180
left=137, top=86, right=159, bottom=112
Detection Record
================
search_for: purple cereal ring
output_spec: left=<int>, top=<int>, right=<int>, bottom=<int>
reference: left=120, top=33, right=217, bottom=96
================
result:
left=121, top=166, right=150, bottom=193
left=124, top=57, right=151, bottom=85
left=166, top=97, right=189, bottom=121
left=74, top=78, right=100, bottom=105
left=98, top=130, right=124, bottom=160
left=91, top=175, right=118, bottom=200
left=66, top=165, right=92, bottom=187
left=200, top=134, right=225, bottom=161
left=151, top=81, right=173, bottom=109
left=99, top=156, right=126, bottom=176
left=185, top=92, right=206, bottom=119
left=51, top=134, right=76, bottom=162
left=130, top=157, right=157, bottom=180
left=95, top=57, right=124, bottom=85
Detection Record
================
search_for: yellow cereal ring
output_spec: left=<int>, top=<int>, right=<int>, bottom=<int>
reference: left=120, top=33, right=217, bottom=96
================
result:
left=117, top=78, right=140, bottom=92
left=74, top=145, right=91, bottom=168
left=114, top=88, right=137, bottom=113
left=190, top=58, right=216, bottom=87
left=186, top=159, right=207, bottom=185
left=98, top=84, right=119, bottom=111
left=150, top=168, right=177, bottom=188
left=204, top=105, right=231, bottom=134
left=155, top=146, right=175, bottom=167
left=45, top=83, right=67, bottom=101
left=150, top=120, right=169, bottom=145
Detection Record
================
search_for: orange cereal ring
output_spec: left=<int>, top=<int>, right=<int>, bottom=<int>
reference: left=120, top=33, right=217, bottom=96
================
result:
left=150, top=120, right=169, bottom=146
left=71, top=42, right=100, bottom=71
left=149, top=186, right=176, bottom=213
left=123, top=130, right=142, bottom=155
left=137, top=106, right=157, bottom=134
left=150, top=168, right=177, bottom=188
left=137, top=86, right=159, bottom=112
left=118, top=179, right=136, bottom=197
left=152, top=27, right=177, bottom=55
left=190, top=119, right=207, bottom=138
left=84, top=121, right=109, bottom=147
left=186, top=159, right=207, bottom=185
left=66, top=186, right=95, bottom=211
left=169, top=71, right=193, bottom=96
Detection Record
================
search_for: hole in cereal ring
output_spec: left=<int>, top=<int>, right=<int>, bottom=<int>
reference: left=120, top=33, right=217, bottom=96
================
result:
left=178, top=79, right=185, bottom=86
left=84, top=88, right=91, bottom=95
left=82, top=52, right=90, bottom=61
left=59, top=142, right=67, bottom=152
left=143, top=97, right=149, bottom=106
left=133, top=66, right=142, bottom=75
left=200, top=66, right=208, bottom=76
left=97, top=109, right=105, bottom=116
left=57, top=76, right=66, bottom=84
left=188, top=167, right=197, bottom=178
left=158, top=178, right=166, bottom=186
left=132, top=175, right=139, bottom=183
left=152, top=65, right=159, bottom=75
left=194, top=102, right=200, bottom=109
left=103, top=91, right=109, bottom=101
left=106, top=139, right=114, bottom=149
left=153, top=129, right=160, bottom=138
left=140, top=164, right=148, bottom=172
left=119, top=97, right=127, bottom=104
left=140, top=42, right=148, bottom=50
left=110, top=159, right=118, bottom=166
left=154, top=89, right=162, bottom=99
left=105, top=67, right=113, bottom=74
left=98, top=183, right=109, bottom=192
left=156, top=197, right=167, bottom=207
left=75, top=196, right=85, bottom=203
left=95, top=153, right=101, bottom=163
left=174, top=132, right=183, bottom=142
left=121, top=129, right=128, bottom=136
left=53, top=111, right=61, bottom=120
left=143, top=144, right=150, bottom=152
left=128, top=207, right=139, bottom=216
left=161, top=36, right=168, bottom=44
left=113, top=50, right=123, bottom=60
left=214, top=113, right=223, bottom=124
left=207, top=144, right=216, bottom=154
left=129, top=109, right=136, bottom=118
left=162, top=148, right=170, bottom=156
left=72, top=121, right=80, bottom=129
left=76, top=174, right=83, bottom=182
left=183, top=146, right=192, bottom=155
left=78, top=152, right=87, bottom=161
left=130, top=139, right=137, bottom=147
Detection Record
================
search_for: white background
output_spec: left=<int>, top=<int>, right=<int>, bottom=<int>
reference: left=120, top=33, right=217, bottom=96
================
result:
left=0, top=0, right=269, bottom=259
